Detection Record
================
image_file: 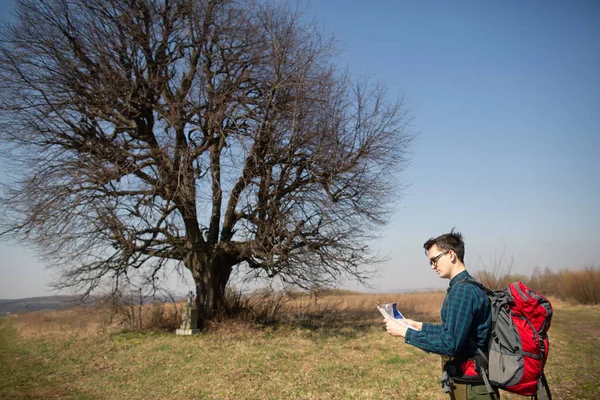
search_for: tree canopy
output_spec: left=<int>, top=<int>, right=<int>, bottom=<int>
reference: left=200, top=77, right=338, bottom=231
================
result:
left=0, top=0, right=412, bottom=328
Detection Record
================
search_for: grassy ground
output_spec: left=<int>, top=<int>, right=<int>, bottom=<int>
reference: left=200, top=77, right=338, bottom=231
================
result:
left=0, top=294, right=598, bottom=399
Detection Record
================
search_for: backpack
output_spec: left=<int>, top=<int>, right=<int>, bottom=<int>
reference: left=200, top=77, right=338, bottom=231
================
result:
left=458, top=280, right=553, bottom=400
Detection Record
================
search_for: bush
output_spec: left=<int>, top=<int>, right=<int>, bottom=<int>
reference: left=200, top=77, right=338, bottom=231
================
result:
left=529, top=266, right=562, bottom=296
left=99, top=291, right=182, bottom=332
left=558, top=266, right=600, bottom=305
left=221, top=286, right=288, bottom=325
left=475, top=270, right=529, bottom=291
left=476, top=265, right=600, bottom=305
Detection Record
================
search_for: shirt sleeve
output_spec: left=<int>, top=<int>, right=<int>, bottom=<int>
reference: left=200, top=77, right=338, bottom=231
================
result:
left=404, top=284, right=477, bottom=356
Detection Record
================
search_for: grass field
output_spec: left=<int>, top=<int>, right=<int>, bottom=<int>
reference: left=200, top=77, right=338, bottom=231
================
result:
left=1, top=292, right=598, bottom=399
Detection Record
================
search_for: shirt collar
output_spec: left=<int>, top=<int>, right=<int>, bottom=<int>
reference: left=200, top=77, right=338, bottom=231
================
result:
left=448, top=270, right=471, bottom=290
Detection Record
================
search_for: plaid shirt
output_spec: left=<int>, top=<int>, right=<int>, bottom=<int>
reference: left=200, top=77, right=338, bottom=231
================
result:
left=405, top=270, right=492, bottom=357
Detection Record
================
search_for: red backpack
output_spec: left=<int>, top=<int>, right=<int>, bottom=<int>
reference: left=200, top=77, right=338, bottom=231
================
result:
left=458, top=280, right=553, bottom=399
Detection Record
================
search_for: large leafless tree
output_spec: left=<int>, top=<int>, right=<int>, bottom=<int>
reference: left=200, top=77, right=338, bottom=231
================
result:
left=0, top=0, right=412, bottom=329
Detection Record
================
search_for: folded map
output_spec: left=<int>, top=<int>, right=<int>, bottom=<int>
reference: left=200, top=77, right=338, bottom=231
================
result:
left=376, top=302, right=418, bottom=330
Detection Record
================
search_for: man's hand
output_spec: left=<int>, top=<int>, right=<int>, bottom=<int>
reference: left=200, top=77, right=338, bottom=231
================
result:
left=385, top=318, right=409, bottom=337
left=402, top=318, right=423, bottom=331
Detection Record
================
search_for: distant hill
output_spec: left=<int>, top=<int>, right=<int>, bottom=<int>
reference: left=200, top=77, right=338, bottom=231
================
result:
left=0, top=289, right=442, bottom=317
left=0, top=294, right=187, bottom=317
left=0, top=296, right=83, bottom=316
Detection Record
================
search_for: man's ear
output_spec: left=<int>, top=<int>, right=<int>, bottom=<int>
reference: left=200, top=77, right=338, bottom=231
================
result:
left=449, top=250, right=457, bottom=262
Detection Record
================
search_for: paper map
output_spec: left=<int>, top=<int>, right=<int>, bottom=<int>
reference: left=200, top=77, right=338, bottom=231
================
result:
left=376, top=302, right=418, bottom=330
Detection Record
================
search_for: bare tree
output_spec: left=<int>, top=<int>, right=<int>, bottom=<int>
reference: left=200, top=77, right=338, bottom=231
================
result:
left=0, top=0, right=413, bottom=329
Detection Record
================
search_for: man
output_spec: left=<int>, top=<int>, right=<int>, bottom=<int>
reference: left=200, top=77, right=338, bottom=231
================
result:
left=385, top=229, right=498, bottom=400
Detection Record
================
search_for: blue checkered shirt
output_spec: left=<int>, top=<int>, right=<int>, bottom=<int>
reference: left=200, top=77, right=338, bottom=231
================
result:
left=404, top=270, right=492, bottom=357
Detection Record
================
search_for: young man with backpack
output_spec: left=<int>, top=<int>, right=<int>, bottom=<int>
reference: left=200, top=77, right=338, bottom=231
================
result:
left=385, top=229, right=499, bottom=400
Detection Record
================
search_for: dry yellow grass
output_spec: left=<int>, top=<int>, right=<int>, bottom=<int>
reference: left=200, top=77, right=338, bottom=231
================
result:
left=2, top=291, right=598, bottom=399
left=11, top=301, right=182, bottom=340
left=11, top=307, right=111, bottom=339
left=283, top=291, right=446, bottom=317
left=10, top=292, right=446, bottom=340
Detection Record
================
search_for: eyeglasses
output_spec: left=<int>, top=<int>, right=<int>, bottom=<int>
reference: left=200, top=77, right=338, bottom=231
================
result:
left=429, top=250, right=450, bottom=267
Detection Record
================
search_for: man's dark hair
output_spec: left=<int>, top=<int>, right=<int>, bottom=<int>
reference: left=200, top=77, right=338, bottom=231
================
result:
left=423, top=228, right=465, bottom=263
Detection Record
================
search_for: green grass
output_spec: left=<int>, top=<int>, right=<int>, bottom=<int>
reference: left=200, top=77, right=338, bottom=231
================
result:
left=541, top=305, right=600, bottom=399
left=1, top=304, right=599, bottom=399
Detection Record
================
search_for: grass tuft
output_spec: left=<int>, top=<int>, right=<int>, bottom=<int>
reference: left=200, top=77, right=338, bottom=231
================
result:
left=2, top=291, right=599, bottom=399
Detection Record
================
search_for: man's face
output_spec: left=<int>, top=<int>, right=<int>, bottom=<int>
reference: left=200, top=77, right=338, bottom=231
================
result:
left=428, top=244, right=453, bottom=279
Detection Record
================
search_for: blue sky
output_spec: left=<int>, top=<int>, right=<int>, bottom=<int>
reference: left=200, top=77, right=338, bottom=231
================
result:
left=1, top=0, right=599, bottom=298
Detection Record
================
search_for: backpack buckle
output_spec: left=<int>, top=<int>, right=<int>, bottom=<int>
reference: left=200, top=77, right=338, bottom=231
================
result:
left=441, top=370, right=453, bottom=393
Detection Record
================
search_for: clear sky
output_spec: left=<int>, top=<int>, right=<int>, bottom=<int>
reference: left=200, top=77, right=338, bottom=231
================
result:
left=0, top=0, right=599, bottom=299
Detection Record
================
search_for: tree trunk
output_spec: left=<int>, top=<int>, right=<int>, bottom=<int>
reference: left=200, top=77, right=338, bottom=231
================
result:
left=187, top=250, right=233, bottom=331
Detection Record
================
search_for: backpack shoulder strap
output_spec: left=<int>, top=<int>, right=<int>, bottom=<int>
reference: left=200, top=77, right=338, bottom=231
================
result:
left=455, top=278, right=495, bottom=298
left=450, top=279, right=498, bottom=398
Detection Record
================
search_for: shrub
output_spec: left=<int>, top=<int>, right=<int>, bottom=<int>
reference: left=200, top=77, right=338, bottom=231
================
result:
left=99, top=291, right=182, bottom=331
left=558, top=266, right=600, bottom=305
left=221, top=286, right=288, bottom=325
left=476, top=265, right=600, bottom=305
